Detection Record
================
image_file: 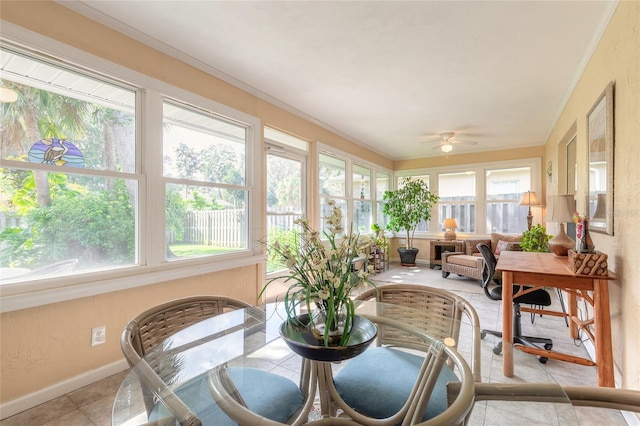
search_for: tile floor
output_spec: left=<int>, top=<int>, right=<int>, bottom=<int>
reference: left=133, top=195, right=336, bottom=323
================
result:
left=1, top=263, right=634, bottom=425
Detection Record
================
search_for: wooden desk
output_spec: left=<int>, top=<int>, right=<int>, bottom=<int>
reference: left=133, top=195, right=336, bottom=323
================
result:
left=496, top=251, right=616, bottom=387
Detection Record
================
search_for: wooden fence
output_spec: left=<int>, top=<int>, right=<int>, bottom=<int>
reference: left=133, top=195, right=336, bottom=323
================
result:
left=170, top=209, right=247, bottom=247
left=168, top=209, right=302, bottom=247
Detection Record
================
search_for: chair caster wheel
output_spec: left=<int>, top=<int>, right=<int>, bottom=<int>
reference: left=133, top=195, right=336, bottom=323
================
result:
left=493, top=342, right=502, bottom=355
left=480, top=330, right=487, bottom=339
left=544, top=343, right=553, bottom=350
left=538, top=357, right=548, bottom=364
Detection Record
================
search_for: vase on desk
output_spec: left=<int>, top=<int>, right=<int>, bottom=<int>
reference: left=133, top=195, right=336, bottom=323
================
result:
left=576, top=219, right=596, bottom=254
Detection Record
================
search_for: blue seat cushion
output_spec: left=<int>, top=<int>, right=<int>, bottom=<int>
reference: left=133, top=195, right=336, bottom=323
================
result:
left=150, top=367, right=304, bottom=425
left=333, top=347, right=459, bottom=422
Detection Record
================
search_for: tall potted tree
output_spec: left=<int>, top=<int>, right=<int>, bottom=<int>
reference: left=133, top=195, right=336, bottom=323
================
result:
left=382, top=177, right=439, bottom=266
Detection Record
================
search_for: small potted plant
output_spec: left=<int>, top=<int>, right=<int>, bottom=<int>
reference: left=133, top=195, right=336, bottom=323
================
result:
left=521, top=224, right=551, bottom=252
left=382, top=177, right=439, bottom=266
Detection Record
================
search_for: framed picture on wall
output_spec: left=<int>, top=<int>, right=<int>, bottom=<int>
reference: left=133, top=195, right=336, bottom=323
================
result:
left=586, top=81, right=614, bottom=235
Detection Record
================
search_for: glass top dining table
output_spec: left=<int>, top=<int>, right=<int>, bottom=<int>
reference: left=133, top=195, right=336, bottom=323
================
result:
left=111, top=300, right=582, bottom=426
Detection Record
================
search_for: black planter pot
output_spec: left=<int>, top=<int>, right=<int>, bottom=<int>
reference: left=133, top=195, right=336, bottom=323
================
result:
left=398, top=247, right=419, bottom=266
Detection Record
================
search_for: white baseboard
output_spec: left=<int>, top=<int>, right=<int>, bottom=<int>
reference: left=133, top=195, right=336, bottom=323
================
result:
left=0, top=359, right=129, bottom=420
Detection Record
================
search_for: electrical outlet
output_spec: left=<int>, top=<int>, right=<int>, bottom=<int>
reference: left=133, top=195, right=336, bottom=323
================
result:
left=92, top=326, right=106, bottom=346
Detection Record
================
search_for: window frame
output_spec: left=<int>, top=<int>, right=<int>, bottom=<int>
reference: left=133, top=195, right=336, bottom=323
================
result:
left=0, top=24, right=262, bottom=312
left=395, top=157, right=541, bottom=239
left=316, top=143, right=392, bottom=235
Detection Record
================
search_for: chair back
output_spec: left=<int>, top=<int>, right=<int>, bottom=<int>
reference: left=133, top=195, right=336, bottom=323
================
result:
left=121, top=296, right=251, bottom=426
left=356, top=284, right=481, bottom=382
left=476, top=243, right=502, bottom=301
left=122, top=296, right=251, bottom=365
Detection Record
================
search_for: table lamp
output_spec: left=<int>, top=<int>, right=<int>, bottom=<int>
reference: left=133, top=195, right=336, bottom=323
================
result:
left=443, top=218, right=458, bottom=240
left=546, top=194, right=575, bottom=256
left=519, top=191, right=541, bottom=230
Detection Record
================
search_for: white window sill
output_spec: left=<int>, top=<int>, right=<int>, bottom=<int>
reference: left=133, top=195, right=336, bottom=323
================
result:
left=0, top=254, right=264, bottom=313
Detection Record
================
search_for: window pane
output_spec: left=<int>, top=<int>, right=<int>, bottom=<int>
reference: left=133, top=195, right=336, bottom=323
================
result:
left=266, top=154, right=303, bottom=272
left=352, top=164, right=371, bottom=200
left=319, top=154, right=346, bottom=197
left=485, top=167, right=530, bottom=233
left=376, top=172, right=390, bottom=199
left=405, top=175, right=433, bottom=233
left=163, top=102, right=246, bottom=185
left=166, top=184, right=247, bottom=259
left=0, top=170, right=137, bottom=278
left=353, top=200, right=372, bottom=234
left=438, top=172, right=476, bottom=233
left=1, top=48, right=136, bottom=173
left=266, top=155, right=302, bottom=213
left=376, top=201, right=388, bottom=229
left=0, top=47, right=138, bottom=280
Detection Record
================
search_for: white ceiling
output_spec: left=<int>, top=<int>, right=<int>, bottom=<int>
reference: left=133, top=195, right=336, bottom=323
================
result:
left=59, top=1, right=617, bottom=160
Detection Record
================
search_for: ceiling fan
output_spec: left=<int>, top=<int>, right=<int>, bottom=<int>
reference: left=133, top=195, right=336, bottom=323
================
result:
left=420, top=132, right=478, bottom=153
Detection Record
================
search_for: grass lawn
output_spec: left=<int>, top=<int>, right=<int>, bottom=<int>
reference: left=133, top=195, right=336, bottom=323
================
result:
left=169, top=244, right=242, bottom=257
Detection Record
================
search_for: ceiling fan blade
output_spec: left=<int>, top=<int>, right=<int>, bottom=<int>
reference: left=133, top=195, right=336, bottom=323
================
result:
left=453, top=140, right=478, bottom=146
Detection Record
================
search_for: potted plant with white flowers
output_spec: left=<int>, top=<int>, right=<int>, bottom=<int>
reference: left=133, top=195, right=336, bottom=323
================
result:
left=260, top=200, right=375, bottom=347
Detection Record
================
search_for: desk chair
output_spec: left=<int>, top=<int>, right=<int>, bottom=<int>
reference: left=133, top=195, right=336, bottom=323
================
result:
left=121, top=296, right=312, bottom=426
left=476, top=243, right=553, bottom=364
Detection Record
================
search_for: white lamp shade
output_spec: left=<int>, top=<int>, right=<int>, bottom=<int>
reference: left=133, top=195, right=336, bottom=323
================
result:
left=546, top=195, right=575, bottom=223
left=519, top=191, right=541, bottom=207
left=443, top=218, right=458, bottom=229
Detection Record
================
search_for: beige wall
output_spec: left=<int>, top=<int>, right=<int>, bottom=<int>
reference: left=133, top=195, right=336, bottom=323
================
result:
left=0, top=0, right=638, bottom=411
left=1, top=266, right=259, bottom=401
left=543, top=0, right=640, bottom=389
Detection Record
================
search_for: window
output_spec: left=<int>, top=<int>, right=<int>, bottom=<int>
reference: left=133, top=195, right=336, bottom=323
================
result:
left=395, top=158, right=540, bottom=237
left=319, top=153, right=347, bottom=233
left=352, top=164, right=372, bottom=233
left=0, top=46, right=138, bottom=278
left=163, top=101, right=249, bottom=259
left=375, top=171, right=390, bottom=228
left=0, top=38, right=260, bottom=299
left=404, top=175, right=433, bottom=232
left=264, top=127, right=308, bottom=273
left=318, top=148, right=391, bottom=236
left=485, top=167, right=530, bottom=233
left=438, top=172, right=476, bottom=233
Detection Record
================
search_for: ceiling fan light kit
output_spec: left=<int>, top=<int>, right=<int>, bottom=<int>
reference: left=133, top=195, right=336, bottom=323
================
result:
left=421, top=131, right=478, bottom=153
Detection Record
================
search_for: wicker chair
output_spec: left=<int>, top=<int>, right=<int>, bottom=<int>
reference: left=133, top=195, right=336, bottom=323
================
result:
left=354, top=284, right=481, bottom=381
left=208, top=315, right=476, bottom=426
left=320, top=284, right=480, bottom=425
left=121, top=296, right=312, bottom=426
